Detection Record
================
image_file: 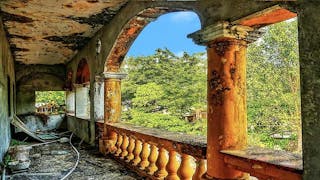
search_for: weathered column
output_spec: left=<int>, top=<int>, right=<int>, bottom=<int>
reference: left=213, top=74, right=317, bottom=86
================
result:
left=101, top=72, right=127, bottom=154
left=189, top=22, right=257, bottom=179
left=103, top=72, right=127, bottom=123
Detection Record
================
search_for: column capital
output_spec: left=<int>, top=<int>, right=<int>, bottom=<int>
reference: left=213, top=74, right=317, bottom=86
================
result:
left=102, top=72, right=127, bottom=80
left=188, top=21, right=264, bottom=45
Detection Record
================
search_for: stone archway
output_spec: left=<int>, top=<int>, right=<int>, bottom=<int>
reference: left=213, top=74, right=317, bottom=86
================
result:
left=104, top=7, right=200, bottom=72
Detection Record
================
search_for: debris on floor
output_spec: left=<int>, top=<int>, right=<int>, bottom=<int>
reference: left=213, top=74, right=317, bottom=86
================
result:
left=4, top=138, right=142, bottom=180
left=7, top=145, right=32, bottom=172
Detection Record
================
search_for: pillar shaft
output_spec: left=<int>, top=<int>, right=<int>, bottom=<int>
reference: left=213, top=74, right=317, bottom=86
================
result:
left=102, top=72, right=126, bottom=143
left=104, top=78, right=122, bottom=123
left=206, top=38, right=247, bottom=179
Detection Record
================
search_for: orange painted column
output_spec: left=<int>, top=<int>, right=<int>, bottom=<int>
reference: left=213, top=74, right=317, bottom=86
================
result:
left=102, top=72, right=127, bottom=153
left=103, top=72, right=127, bottom=123
left=188, top=22, right=253, bottom=179
left=206, top=38, right=247, bottom=179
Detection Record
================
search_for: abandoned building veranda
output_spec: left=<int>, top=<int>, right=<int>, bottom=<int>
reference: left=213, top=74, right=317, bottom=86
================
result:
left=0, top=0, right=319, bottom=179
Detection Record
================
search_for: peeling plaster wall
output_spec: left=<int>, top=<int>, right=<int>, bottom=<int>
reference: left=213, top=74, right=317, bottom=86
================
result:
left=0, top=16, right=15, bottom=162
left=75, top=85, right=90, bottom=119
left=66, top=91, right=75, bottom=114
left=0, top=0, right=128, bottom=65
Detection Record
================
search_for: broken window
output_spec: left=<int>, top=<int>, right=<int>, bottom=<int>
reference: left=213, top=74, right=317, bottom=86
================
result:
left=35, top=91, right=66, bottom=114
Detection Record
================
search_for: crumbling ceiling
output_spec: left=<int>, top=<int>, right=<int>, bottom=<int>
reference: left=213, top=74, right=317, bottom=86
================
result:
left=0, top=0, right=128, bottom=65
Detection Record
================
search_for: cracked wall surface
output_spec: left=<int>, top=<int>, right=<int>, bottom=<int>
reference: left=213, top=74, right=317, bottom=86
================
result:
left=0, top=16, right=15, bottom=162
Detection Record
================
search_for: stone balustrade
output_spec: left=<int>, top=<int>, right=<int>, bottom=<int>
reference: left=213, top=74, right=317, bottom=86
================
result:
left=96, top=121, right=302, bottom=179
left=97, top=122, right=207, bottom=180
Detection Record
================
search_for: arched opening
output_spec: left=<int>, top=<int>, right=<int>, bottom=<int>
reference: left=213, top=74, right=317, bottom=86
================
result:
left=104, top=7, right=202, bottom=72
left=76, top=58, right=90, bottom=84
left=117, top=11, right=207, bottom=136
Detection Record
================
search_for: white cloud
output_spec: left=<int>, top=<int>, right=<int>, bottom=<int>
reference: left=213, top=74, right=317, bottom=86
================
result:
left=170, top=12, right=198, bottom=22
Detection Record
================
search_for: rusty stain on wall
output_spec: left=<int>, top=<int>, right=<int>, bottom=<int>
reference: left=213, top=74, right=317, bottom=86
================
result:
left=76, top=59, right=90, bottom=84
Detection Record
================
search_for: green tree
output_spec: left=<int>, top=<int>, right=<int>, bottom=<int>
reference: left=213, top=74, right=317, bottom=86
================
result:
left=132, top=82, right=165, bottom=113
left=247, top=19, right=300, bottom=152
left=122, top=49, right=207, bottom=117
left=35, top=91, right=65, bottom=105
left=121, top=49, right=207, bottom=136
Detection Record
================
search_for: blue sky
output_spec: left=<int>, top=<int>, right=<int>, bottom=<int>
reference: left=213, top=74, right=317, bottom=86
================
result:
left=126, top=11, right=205, bottom=57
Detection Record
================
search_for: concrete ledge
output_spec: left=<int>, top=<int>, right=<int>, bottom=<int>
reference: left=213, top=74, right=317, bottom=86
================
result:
left=221, top=147, right=302, bottom=179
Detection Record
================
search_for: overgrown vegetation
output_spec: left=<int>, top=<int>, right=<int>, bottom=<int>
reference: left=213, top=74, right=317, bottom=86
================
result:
left=247, top=19, right=300, bottom=152
left=122, top=19, right=300, bottom=152
left=121, top=49, right=207, bottom=136
left=35, top=91, right=65, bottom=106
left=35, top=91, right=66, bottom=114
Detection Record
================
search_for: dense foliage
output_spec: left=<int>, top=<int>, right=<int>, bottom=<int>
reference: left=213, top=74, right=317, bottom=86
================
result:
left=35, top=91, right=66, bottom=106
left=122, top=19, right=300, bottom=152
left=247, top=19, right=300, bottom=152
left=121, top=49, right=207, bottom=136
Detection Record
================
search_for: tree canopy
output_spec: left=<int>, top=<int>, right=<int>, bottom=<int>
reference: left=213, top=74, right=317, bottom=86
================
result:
left=247, top=19, right=300, bottom=151
left=121, top=49, right=207, bottom=135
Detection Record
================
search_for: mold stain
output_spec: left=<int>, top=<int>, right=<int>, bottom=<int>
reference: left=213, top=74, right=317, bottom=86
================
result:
left=44, top=33, right=90, bottom=50
left=1, top=12, right=33, bottom=23
left=209, top=70, right=230, bottom=105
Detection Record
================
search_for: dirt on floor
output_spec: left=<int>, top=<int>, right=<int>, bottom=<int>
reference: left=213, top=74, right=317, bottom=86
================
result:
left=5, top=138, right=143, bottom=180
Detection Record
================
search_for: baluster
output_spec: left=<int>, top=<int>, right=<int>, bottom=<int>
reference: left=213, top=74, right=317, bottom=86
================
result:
left=138, top=142, right=150, bottom=170
left=125, top=137, right=135, bottom=163
left=177, top=154, right=195, bottom=180
left=114, top=134, right=123, bottom=156
left=154, top=147, right=168, bottom=179
left=192, top=158, right=206, bottom=180
left=147, top=144, right=159, bottom=175
left=120, top=134, right=129, bottom=159
left=99, top=139, right=107, bottom=155
left=165, top=151, right=180, bottom=180
left=132, top=139, right=142, bottom=166
left=106, top=131, right=117, bottom=154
